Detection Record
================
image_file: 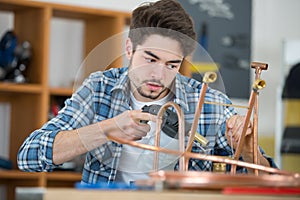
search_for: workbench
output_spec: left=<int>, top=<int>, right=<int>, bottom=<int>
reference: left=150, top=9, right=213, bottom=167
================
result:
left=20, top=188, right=299, bottom=200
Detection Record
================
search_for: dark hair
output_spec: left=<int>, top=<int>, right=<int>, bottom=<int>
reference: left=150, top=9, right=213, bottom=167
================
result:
left=129, top=0, right=196, bottom=56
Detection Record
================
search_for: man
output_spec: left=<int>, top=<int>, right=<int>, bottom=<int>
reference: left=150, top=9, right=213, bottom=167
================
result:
left=17, top=0, right=276, bottom=185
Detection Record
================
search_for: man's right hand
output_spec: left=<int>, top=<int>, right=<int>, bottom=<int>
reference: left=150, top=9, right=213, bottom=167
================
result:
left=106, top=110, right=157, bottom=141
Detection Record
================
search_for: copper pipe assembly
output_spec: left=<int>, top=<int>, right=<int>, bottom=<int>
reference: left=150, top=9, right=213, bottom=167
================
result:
left=106, top=63, right=300, bottom=188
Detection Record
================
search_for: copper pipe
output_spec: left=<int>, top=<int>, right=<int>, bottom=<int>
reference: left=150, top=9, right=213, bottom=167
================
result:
left=253, top=85, right=259, bottom=175
left=185, top=72, right=217, bottom=170
left=204, top=101, right=249, bottom=109
left=253, top=80, right=259, bottom=175
left=107, top=135, right=296, bottom=176
left=251, top=62, right=268, bottom=74
left=231, top=79, right=266, bottom=174
left=146, top=171, right=300, bottom=189
left=153, top=101, right=186, bottom=172
left=251, top=62, right=268, bottom=175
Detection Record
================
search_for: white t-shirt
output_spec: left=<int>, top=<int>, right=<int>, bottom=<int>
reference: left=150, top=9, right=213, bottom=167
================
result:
left=115, top=92, right=180, bottom=185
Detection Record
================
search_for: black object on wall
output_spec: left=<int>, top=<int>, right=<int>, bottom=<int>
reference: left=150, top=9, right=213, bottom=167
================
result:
left=282, top=62, right=300, bottom=99
left=281, top=127, right=300, bottom=154
left=178, top=0, right=252, bottom=99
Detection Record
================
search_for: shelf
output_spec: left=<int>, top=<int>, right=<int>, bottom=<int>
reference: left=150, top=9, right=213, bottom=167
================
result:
left=49, top=87, right=74, bottom=96
left=0, top=170, right=82, bottom=199
left=0, top=0, right=44, bottom=11
left=46, top=171, right=82, bottom=181
left=0, top=169, right=81, bottom=186
left=0, top=0, right=130, bottom=199
left=0, top=0, right=130, bottom=19
left=0, top=169, right=82, bottom=183
left=0, top=83, right=43, bottom=94
left=0, top=169, right=40, bottom=180
left=52, top=3, right=130, bottom=20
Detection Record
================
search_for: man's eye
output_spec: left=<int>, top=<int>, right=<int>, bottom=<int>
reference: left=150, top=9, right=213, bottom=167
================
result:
left=145, top=58, right=156, bottom=63
left=166, top=64, right=178, bottom=69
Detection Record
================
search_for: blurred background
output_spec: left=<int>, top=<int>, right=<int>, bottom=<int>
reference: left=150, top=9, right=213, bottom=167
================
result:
left=0, top=0, right=299, bottom=189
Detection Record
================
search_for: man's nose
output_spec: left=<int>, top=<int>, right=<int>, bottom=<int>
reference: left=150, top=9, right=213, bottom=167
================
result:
left=150, top=63, right=165, bottom=79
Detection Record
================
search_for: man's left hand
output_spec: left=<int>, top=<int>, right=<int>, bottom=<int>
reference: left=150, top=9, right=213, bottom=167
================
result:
left=225, top=115, right=253, bottom=154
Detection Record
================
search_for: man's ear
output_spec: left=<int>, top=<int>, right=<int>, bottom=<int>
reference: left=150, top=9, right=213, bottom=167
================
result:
left=125, top=38, right=133, bottom=59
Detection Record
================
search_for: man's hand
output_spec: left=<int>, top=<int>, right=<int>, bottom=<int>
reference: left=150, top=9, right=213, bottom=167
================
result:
left=225, top=115, right=253, bottom=155
left=225, top=115, right=271, bottom=170
left=107, top=110, right=157, bottom=141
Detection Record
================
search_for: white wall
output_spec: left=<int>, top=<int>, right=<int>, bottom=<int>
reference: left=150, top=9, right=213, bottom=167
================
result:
left=252, top=0, right=300, bottom=136
left=252, top=0, right=300, bottom=165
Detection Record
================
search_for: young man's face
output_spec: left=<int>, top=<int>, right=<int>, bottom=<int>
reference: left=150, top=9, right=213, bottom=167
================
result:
left=127, top=34, right=184, bottom=102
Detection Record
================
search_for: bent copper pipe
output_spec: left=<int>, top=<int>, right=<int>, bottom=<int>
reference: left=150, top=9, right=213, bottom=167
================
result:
left=153, top=101, right=186, bottom=172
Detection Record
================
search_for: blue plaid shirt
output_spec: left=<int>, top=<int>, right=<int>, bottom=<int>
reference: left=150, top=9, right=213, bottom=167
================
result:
left=17, top=67, right=277, bottom=184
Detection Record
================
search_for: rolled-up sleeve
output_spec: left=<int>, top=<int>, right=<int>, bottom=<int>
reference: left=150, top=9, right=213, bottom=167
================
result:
left=17, top=128, right=61, bottom=171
